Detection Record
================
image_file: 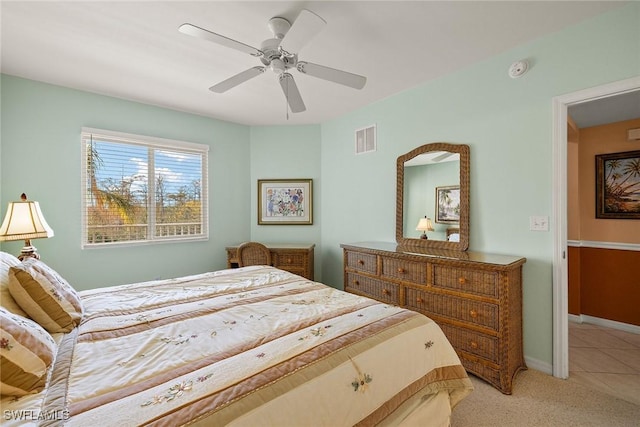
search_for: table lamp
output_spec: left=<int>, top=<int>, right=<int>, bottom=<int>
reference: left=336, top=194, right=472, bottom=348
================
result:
left=0, top=193, right=54, bottom=260
left=415, top=216, right=434, bottom=239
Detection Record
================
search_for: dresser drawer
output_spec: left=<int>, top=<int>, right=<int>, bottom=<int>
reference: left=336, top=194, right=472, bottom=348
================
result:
left=433, top=265, right=498, bottom=298
left=278, top=266, right=308, bottom=278
left=406, top=288, right=499, bottom=331
left=273, top=252, right=307, bottom=269
left=345, top=251, right=377, bottom=274
left=345, top=272, right=399, bottom=305
left=381, top=257, right=426, bottom=285
left=439, top=323, right=498, bottom=363
left=459, top=357, right=501, bottom=389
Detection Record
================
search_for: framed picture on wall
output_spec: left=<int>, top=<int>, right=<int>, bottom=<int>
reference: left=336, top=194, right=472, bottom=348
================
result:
left=595, top=150, right=640, bottom=219
left=435, top=185, right=460, bottom=223
left=258, top=179, right=313, bottom=225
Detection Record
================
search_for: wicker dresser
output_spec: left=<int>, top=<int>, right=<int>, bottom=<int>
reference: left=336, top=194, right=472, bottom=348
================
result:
left=226, top=243, right=315, bottom=280
left=341, top=241, right=526, bottom=394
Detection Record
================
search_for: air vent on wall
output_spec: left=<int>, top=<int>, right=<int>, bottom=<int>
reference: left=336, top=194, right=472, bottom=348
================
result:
left=355, top=124, right=376, bottom=154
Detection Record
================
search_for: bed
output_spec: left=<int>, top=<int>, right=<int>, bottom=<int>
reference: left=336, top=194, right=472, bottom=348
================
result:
left=1, top=252, right=473, bottom=426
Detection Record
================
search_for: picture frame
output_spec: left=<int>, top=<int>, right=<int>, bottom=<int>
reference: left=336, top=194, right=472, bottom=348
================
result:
left=258, top=179, right=313, bottom=225
left=595, top=150, right=640, bottom=219
left=435, top=185, right=460, bottom=224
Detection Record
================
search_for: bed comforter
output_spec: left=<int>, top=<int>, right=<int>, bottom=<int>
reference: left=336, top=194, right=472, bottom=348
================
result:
left=2, top=266, right=472, bottom=426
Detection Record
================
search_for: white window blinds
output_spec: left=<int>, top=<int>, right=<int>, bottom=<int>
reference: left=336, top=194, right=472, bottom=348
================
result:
left=81, top=128, right=209, bottom=247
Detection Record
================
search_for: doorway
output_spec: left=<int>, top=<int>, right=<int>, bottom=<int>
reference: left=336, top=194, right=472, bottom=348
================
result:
left=552, top=76, right=640, bottom=379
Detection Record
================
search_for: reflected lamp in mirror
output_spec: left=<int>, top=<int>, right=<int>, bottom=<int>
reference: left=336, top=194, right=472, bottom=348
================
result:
left=416, top=216, right=434, bottom=239
left=0, top=193, right=54, bottom=260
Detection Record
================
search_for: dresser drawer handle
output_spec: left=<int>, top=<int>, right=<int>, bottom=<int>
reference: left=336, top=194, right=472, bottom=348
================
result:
left=470, top=310, right=478, bottom=318
left=286, top=258, right=292, bottom=263
left=416, top=297, right=424, bottom=303
left=397, top=267, right=406, bottom=274
left=352, top=279, right=360, bottom=286
left=382, top=289, right=391, bottom=295
left=458, top=277, right=466, bottom=285
left=469, top=341, right=478, bottom=349
left=358, top=259, right=365, bottom=265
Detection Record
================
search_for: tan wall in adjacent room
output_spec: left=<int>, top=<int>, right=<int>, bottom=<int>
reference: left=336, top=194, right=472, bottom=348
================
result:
left=568, top=118, right=640, bottom=324
left=567, top=123, right=581, bottom=241
left=578, top=118, right=640, bottom=243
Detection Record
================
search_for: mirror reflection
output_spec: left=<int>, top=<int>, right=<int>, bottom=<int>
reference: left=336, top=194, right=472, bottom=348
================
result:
left=403, top=152, right=460, bottom=241
left=396, top=142, right=469, bottom=251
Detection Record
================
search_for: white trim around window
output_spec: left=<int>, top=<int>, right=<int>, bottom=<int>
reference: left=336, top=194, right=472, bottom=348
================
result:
left=80, top=127, right=209, bottom=248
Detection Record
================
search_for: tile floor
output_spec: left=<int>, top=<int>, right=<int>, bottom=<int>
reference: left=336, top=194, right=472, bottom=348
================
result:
left=569, top=321, right=640, bottom=406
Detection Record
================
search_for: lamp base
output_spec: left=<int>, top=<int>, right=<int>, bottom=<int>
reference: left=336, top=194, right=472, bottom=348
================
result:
left=420, top=233, right=428, bottom=240
left=18, top=245, right=40, bottom=261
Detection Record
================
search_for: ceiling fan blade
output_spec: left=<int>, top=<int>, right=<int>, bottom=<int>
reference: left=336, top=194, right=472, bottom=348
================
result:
left=209, top=67, right=265, bottom=93
left=279, top=73, right=306, bottom=113
left=297, top=61, right=366, bottom=90
left=179, top=23, right=262, bottom=56
left=280, top=9, right=326, bottom=53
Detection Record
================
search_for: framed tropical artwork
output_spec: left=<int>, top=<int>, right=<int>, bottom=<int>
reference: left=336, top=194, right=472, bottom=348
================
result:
left=435, top=185, right=460, bottom=224
left=258, top=179, right=313, bottom=225
left=595, top=150, right=640, bottom=219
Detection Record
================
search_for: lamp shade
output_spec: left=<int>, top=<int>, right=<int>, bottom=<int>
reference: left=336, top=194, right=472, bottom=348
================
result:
left=0, top=198, right=54, bottom=241
left=416, top=216, right=434, bottom=232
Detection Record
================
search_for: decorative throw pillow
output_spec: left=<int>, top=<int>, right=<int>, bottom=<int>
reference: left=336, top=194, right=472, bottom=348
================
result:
left=0, top=252, right=28, bottom=317
left=8, top=258, right=83, bottom=333
left=0, top=307, right=57, bottom=396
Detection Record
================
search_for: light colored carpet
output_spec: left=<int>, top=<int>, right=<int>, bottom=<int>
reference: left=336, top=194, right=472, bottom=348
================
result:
left=450, top=369, right=640, bottom=426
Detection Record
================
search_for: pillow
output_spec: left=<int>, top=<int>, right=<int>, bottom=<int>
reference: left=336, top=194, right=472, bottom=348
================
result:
left=8, top=258, right=83, bottom=333
left=0, top=307, right=57, bottom=396
left=0, top=252, right=28, bottom=317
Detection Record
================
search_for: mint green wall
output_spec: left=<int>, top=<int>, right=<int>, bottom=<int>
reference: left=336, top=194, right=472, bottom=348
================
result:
left=319, top=3, right=639, bottom=368
left=0, top=75, right=251, bottom=289
left=404, top=162, right=459, bottom=241
left=248, top=125, right=322, bottom=277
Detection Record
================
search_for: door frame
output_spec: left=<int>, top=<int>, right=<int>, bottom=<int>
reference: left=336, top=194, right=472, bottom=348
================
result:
left=551, top=76, right=640, bottom=378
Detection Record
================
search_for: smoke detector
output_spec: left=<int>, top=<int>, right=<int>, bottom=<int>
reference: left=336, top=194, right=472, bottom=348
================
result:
left=508, top=60, right=529, bottom=78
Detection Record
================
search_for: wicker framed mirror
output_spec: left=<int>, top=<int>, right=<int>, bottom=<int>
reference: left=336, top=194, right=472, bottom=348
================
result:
left=396, top=142, right=470, bottom=251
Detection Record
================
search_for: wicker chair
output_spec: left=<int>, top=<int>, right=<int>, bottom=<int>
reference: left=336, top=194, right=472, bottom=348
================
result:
left=236, top=242, right=272, bottom=267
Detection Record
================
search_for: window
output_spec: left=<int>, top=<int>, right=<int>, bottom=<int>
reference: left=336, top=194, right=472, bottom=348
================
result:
left=81, top=128, right=208, bottom=247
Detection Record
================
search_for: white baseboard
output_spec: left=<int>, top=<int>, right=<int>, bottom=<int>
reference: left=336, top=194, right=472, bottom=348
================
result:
left=525, top=356, right=552, bottom=375
left=568, top=313, right=582, bottom=323
left=569, top=314, right=640, bottom=334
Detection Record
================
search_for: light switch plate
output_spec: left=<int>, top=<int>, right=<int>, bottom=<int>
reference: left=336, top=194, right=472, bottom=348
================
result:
left=529, top=216, right=549, bottom=231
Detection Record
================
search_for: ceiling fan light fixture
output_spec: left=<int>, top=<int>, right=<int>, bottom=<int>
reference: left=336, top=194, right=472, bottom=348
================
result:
left=260, top=38, right=282, bottom=63
left=270, top=58, right=286, bottom=75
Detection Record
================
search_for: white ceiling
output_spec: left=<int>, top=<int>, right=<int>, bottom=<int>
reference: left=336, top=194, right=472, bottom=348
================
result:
left=569, top=90, right=640, bottom=129
left=0, top=1, right=627, bottom=126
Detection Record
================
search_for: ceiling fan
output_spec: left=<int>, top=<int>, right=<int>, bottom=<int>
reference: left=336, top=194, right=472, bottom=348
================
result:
left=179, top=9, right=367, bottom=113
